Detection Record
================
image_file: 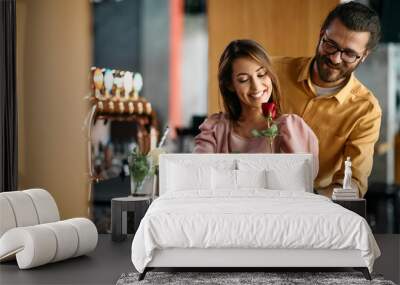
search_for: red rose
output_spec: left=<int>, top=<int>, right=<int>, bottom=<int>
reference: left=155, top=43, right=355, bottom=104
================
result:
left=261, top=102, right=277, bottom=119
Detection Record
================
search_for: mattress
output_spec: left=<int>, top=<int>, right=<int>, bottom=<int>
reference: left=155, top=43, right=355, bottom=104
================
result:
left=131, top=190, right=380, bottom=273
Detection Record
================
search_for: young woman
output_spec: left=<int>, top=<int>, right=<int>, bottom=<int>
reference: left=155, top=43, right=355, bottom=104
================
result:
left=193, top=39, right=319, bottom=177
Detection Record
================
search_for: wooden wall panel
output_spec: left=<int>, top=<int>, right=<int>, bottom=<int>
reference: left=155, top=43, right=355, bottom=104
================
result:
left=17, top=0, right=91, bottom=219
left=207, top=0, right=339, bottom=113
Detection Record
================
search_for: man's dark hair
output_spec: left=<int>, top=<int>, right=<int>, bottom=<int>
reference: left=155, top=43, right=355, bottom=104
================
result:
left=321, top=1, right=381, bottom=50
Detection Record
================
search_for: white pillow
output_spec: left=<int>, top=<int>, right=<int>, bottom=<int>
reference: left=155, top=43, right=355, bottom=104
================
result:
left=212, top=168, right=237, bottom=190
left=266, top=164, right=307, bottom=191
left=236, top=169, right=267, bottom=189
left=237, top=159, right=310, bottom=192
left=167, top=162, right=212, bottom=191
left=211, top=169, right=268, bottom=190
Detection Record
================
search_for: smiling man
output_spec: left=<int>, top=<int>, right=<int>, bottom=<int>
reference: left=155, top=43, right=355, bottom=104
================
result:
left=272, top=2, right=382, bottom=198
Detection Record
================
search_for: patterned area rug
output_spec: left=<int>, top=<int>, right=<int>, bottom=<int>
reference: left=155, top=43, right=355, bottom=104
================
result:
left=116, top=271, right=396, bottom=285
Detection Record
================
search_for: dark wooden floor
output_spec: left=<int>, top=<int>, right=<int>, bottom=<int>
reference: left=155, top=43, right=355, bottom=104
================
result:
left=0, top=234, right=399, bottom=285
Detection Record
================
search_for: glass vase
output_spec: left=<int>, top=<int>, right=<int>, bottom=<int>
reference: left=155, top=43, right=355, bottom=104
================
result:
left=130, top=175, right=146, bottom=196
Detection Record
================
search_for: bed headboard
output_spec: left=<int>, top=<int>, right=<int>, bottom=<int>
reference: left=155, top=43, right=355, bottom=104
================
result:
left=159, top=153, right=314, bottom=195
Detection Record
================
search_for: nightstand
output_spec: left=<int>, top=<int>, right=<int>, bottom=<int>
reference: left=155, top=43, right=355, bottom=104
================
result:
left=111, top=196, right=151, bottom=242
left=332, top=198, right=366, bottom=219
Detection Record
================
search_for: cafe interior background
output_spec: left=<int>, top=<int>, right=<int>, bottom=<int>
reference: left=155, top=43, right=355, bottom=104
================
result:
left=14, top=0, right=400, bottom=234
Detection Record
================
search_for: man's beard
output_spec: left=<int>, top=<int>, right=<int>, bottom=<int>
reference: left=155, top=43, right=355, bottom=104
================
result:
left=315, top=51, right=360, bottom=84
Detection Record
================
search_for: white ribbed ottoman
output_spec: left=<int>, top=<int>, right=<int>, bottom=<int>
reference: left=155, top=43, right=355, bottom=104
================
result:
left=0, top=189, right=98, bottom=269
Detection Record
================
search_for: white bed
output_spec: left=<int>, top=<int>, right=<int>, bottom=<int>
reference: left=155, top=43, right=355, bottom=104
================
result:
left=131, top=154, right=380, bottom=280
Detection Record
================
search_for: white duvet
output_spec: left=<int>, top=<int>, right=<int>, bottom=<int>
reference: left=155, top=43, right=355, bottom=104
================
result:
left=131, top=190, right=380, bottom=273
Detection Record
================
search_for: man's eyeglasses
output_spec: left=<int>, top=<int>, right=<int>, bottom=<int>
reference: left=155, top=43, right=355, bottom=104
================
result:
left=320, top=36, right=364, bottom=64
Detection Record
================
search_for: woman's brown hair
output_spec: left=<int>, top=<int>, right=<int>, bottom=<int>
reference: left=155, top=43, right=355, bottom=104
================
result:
left=218, top=39, right=282, bottom=121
